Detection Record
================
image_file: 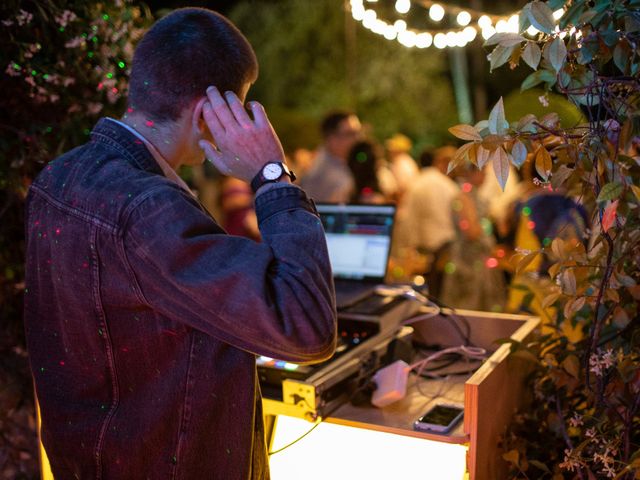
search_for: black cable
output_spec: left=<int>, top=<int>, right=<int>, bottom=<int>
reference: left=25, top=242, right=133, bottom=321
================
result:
left=421, top=292, right=473, bottom=346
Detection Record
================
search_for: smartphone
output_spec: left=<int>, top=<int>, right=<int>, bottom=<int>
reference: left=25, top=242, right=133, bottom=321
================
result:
left=413, top=404, right=464, bottom=434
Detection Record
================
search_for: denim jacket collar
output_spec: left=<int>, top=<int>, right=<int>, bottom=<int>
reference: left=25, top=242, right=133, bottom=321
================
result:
left=90, top=117, right=165, bottom=177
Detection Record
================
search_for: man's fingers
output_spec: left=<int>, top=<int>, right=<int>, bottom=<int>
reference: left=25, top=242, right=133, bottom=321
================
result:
left=224, top=91, right=253, bottom=128
left=199, top=140, right=231, bottom=175
left=202, top=101, right=225, bottom=138
left=206, top=86, right=237, bottom=130
left=248, top=101, right=269, bottom=129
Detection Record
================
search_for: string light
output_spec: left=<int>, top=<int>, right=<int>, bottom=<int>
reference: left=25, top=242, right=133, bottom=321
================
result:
left=395, top=0, right=411, bottom=14
left=348, top=0, right=548, bottom=49
left=429, top=4, right=445, bottom=22
left=456, top=11, right=471, bottom=26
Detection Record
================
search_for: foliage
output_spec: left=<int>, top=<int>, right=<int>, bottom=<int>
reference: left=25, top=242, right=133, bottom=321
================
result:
left=228, top=0, right=458, bottom=151
left=448, top=0, right=640, bottom=477
left=0, top=1, right=152, bottom=476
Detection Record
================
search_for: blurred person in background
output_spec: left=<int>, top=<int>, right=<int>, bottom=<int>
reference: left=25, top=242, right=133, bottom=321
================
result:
left=299, top=110, right=361, bottom=203
left=347, top=139, right=387, bottom=204
left=440, top=165, right=506, bottom=312
left=405, top=145, right=460, bottom=298
left=383, top=133, right=419, bottom=202
left=505, top=143, right=589, bottom=313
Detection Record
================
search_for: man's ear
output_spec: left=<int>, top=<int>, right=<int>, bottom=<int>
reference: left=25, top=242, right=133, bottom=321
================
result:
left=192, top=97, right=208, bottom=134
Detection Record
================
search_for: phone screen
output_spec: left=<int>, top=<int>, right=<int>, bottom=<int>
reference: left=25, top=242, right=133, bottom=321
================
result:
left=418, top=405, right=463, bottom=426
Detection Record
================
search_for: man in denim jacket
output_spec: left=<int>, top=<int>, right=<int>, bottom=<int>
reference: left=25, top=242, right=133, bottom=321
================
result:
left=24, top=8, right=336, bottom=479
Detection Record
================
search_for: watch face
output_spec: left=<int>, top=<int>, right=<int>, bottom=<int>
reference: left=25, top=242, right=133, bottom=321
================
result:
left=263, top=163, right=283, bottom=180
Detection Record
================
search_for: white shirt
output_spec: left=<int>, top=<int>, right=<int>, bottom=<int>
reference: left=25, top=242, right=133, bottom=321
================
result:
left=405, top=167, right=460, bottom=252
left=107, top=117, right=194, bottom=197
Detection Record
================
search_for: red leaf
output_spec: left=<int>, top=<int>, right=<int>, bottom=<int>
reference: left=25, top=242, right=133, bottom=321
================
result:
left=602, top=200, right=619, bottom=233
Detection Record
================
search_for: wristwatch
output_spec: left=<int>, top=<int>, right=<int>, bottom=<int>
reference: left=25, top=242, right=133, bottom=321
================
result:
left=250, top=162, right=296, bottom=193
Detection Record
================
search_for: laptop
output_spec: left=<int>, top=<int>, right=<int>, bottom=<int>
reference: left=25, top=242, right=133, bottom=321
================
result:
left=317, top=203, right=396, bottom=310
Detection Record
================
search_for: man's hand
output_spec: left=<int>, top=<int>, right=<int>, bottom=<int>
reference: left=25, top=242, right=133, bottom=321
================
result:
left=198, top=86, right=286, bottom=183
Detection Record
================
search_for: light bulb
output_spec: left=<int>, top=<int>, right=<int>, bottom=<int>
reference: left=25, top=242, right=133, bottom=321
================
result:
left=395, top=0, right=410, bottom=14
left=495, top=19, right=508, bottom=33
left=384, top=25, right=397, bottom=40
left=415, top=32, right=433, bottom=48
left=478, top=15, right=492, bottom=29
left=481, top=25, right=496, bottom=40
left=429, top=4, right=445, bottom=22
left=394, top=19, right=407, bottom=32
left=456, top=11, right=471, bottom=26
left=446, top=31, right=458, bottom=47
left=463, top=26, right=477, bottom=42
left=434, top=32, right=447, bottom=49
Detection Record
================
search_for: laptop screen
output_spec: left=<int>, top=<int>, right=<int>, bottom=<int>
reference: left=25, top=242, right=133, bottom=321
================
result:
left=316, top=204, right=396, bottom=280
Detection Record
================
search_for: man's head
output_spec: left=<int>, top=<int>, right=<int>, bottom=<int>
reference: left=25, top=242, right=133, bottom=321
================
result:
left=321, top=111, right=361, bottom=161
left=125, top=8, right=258, bottom=167
left=128, top=8, right=258, bottom=122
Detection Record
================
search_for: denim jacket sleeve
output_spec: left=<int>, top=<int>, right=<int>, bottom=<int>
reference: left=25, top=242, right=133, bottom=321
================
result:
left=123, top=183, right=337, bottom=363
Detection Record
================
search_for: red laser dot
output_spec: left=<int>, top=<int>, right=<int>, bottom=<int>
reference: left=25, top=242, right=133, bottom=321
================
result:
left=145, top=120, right=154, bottom=127
left=496, top=248, right=505, bottom=258
left=459, top=219, right=470, bottom=230
left=462, top=182, right=472, bottom=193
left=527, top=220, right=536, bottom=230
left=485, top=257, right=498, bottom=268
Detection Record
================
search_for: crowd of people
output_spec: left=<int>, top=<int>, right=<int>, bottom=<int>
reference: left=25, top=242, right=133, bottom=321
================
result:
left=193, top=109, right=591, bottom=313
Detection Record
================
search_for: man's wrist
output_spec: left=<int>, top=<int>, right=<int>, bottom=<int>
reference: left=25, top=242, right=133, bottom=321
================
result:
left=254, top=175, right=292, bottom=196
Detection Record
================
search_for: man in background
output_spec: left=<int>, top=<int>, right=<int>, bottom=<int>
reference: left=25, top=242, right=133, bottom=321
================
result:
left=405, top=145, right=460, bottom=299
left=299, top=110, right=361, bottom=203
left=24, top=8, right=336, bottom=479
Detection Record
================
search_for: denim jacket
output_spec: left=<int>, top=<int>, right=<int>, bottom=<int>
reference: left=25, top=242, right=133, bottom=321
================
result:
left=24, top=118, right=337, bottom=479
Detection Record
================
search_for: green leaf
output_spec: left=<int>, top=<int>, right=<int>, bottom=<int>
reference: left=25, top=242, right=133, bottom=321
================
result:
left=600, top=30, right=619, bottom=47
left=484, top=32, right=526, bottom=47
left=547, top=36, right=567, bottom=72
left=522, top=41, right=542, bottom=70
left=511, top=139, right=528, bottom=167
left=492, top=147, right=510, bottom=191
left=560, top=0, right=587, bottom=29
left=488, top=97, right=507, bottom=135
left=527, top=0, right=556, bottom=34
left=521, top=69, right=556, bottom=91
left=613, top=41, right=630, bottom=74
left=596, top=182, right=623, bottom=202
left=488, top=45, right=516, bottom=72
left=448, top=124, right=482, bottom=141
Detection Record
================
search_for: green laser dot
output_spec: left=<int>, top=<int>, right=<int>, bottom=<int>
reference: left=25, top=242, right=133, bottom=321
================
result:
left=31, top=70, right=37, bottom=76
left=13, top=63, right=20, bottom=70
left=59, top=27, right=65, bottom=32
left=118, top=61, right=125, bottom=69
left=92, top=37, right=98, bottom=43
left=102, top=14, right=109, bottom=20
left=523, top=206, right=532, bottom=216
left=106, top=72, right=113, bottom=79
left=88, top=52, right=94, bottom=58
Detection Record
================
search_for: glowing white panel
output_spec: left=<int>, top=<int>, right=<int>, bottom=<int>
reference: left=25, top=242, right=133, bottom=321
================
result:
left=269, top=416, right=468, bottom=480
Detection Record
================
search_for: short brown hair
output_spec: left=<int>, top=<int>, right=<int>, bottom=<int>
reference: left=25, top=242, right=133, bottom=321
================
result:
left=127, top=8, right=258, bottom=121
